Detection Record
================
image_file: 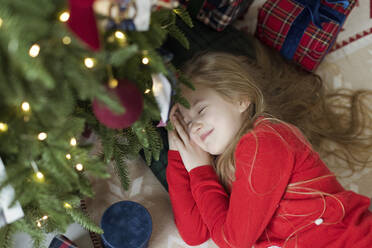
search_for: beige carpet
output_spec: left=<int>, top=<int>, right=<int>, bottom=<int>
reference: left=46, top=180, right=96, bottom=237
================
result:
left=83, top=1, right=372, bottom=247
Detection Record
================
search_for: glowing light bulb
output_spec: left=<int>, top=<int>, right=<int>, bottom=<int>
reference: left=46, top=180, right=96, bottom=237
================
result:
left=66, top=154, right=71, bottom=160
left=108, top=78, right=118, bottom=88
left=29, top=44, right=40, bottom=57
left=64, top=202, right=72, bottom=209
left=75, top=163, right=83, bottom=171
left=38, top=132, right=47, bottom=141
left=84, top=58, right=95, bottom=68
left=144, top=89, right=151, bottom=94
left=70, top=137, right=77, bottom=146
left=21, top=101, right=30, bottom=112
left=35, top=171, right=45, bottom=182
left=62, top=36, right=71, bottom=45
left=142, top=57, right=149, bottom=65
left=59, top=11, right=70, bottom=22
left=37, top=221, right=42, bottom=227
left=114, top=31, right=126, bottom=40
left=36, top=172, right=44, bottom=179
left=42, top=215, right=48, bottom=220
left=0, top=122, right=8, bottom=132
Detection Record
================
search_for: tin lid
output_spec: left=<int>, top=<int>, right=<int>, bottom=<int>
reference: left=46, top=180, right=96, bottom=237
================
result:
left=100, top=201, right=152, bottom=248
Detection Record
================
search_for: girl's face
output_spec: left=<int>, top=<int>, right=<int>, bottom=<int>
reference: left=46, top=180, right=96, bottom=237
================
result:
left=178, top=86, right=249, bottom=155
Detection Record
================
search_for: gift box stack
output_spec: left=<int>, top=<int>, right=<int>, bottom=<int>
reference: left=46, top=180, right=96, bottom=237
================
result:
left=255, top=0, right=357, bottom=71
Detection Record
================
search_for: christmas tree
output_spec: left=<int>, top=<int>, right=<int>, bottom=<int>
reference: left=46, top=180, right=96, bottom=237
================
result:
left=0, top=0, right=193, bottom=246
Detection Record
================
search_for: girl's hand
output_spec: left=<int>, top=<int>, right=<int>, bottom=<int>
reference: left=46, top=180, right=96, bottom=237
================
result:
left=170, top=104, right=214, bottom=172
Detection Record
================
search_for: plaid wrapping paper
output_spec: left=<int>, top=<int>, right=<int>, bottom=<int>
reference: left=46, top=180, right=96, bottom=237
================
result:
left=48, top=234, right=78, bottom=248
left=255, top=0, right=356, bottom=71
left=180, top=0, right=253, bottom=31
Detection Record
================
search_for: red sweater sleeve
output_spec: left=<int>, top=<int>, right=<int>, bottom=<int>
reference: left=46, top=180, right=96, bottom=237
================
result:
left=189, top=131, right=295, bottom=248
left=166, top=150, right=210, bottom=245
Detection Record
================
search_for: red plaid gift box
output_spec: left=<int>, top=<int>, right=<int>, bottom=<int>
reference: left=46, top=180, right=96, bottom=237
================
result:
left=48, top=234, right=78, bottom=248
left=255, top=0, right=356, bottom=71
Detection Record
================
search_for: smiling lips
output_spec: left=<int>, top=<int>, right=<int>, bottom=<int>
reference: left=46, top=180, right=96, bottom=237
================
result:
left=201, top=129, right=214, bottom=142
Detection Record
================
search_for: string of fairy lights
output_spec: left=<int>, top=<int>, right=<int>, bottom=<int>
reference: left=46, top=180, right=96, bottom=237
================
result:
left=0, top=98, right=82, bottom=227
left=0, top=7, right=167, bottom=228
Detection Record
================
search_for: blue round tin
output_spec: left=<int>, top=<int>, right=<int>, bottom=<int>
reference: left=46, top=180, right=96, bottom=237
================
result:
left=100, top=201, right=152, bottom=248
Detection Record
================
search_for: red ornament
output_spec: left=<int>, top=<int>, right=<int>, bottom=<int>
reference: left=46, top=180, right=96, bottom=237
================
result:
left=93, top=79, right=143, bottom=129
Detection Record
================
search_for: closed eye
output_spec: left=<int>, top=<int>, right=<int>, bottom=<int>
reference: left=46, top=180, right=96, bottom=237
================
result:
left=198, top=107, right=206, bottom=114
left=186, top=107, right=207, bottom=126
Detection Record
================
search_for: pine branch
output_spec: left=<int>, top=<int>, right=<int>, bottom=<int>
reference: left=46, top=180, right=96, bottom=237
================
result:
left=164, top=117, right=173, bottom=132
left=178, top=96, right=191, bottom=109
left=13, top=219, right=45, bottom=248
left=132, top=122, right=150, bottom=148
left=109, top=44, right=139, bottom=67
left=166, top=25, right=190, bottom=50
left=98, top=126, right=116, bottom=163
left=143, top=148, right=152, bottom=166
left=147, top=23, right=169, bottom=49
left=77, top=177, right=94, bottom=198
left=113, top=143, right=130, bottom=190
left=0, top=225, right=14, bottom=248
left=146, top=123, right=163, bottom=162
left=67, top=208, right=103, bottom=234
left=173, top=7, right=194, bottom=28
left=84, top=159, right=111, bottom=179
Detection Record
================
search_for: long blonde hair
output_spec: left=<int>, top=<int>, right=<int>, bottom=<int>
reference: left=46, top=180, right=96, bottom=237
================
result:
left=180, top=39, right=372, bottom=191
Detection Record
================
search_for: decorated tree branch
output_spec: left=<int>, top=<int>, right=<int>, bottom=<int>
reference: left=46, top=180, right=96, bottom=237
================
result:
left=0, top=0, right=192, bottom=246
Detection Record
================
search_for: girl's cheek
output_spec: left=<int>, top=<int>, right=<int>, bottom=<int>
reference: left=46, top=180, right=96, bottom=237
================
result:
left=207, top=111, right=217, bottom=123
left=190, top=133, right=198, bottom=143
left=190, top=134, right=202, bottom=147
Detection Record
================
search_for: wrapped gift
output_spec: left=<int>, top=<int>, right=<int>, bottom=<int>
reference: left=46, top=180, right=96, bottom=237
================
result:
left=180, top=0, right=254, bottom=31
left=255, top=0, right=356, bottom=71
left=0, top=157, right=24, bottom=228
left=48, top=234, right=78, bottom=248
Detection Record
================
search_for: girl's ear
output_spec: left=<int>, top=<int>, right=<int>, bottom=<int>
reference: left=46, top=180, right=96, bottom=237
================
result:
left=237, top=99, right=251, bottom=113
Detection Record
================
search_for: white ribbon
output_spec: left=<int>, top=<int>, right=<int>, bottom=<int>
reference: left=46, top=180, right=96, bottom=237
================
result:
left=0, top=157, right=24, bottom=227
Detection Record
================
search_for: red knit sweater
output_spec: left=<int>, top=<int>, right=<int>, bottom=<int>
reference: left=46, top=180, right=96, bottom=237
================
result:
left=166, top=119, right=372, bottom=248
